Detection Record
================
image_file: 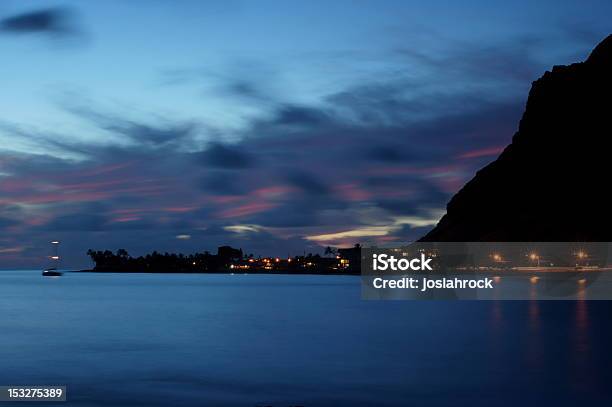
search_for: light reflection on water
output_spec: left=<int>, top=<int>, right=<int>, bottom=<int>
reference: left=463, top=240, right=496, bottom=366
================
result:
left=0, top=270, right=611, bottom=406
left=572, top=287, right=592, bottom=393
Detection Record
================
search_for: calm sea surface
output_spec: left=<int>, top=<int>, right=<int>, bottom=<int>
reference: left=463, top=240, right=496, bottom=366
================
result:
left=1, top=270, right=611, bottom=406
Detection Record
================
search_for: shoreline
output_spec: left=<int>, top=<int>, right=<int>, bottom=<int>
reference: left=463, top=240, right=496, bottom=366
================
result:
left=69, top=269, right=361, bottom=276
left=66, top=267, right=612, bottom=275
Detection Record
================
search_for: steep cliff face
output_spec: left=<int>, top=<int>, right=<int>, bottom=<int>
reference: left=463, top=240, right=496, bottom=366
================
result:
left=421, top=35, right=612, bottom=242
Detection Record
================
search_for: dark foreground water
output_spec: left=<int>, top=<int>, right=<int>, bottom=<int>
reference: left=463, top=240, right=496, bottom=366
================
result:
left=1, top=270, right=611, bottom=406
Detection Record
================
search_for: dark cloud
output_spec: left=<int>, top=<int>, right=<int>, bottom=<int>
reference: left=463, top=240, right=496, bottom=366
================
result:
left=0, top=8, right=78, bottom=36
left=249, top=201, right=321, bottom=228
left=391, top=224, right=436, bottom=242
left=199, top=142, right=255, bottom=169
left=199, top=171, right=241, bottom=194
left=42, top=213, right=107, bottom=231
left=63, top=105, right=196, bottom=148
left=365, top=145, right=415, bottom=163
left=377, top=192, right=448, bottom=217
left=327, top=82, right=419, bottom=125
left=226, top=80, right=268, bottom=101
left=285, top=171, right=329, bottom=196
left=107, top=122, right=195, bottom=146
left=273, top=105, right=330, bottom=126
left=0, top=216, right=18, bottom=229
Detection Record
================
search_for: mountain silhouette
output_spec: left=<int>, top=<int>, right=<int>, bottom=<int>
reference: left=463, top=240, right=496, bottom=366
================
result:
left=421, top=35, right=612, bottom=242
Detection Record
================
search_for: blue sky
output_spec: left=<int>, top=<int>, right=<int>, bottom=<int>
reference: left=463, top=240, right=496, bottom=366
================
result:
left=0, top=0, right=610, bottom=267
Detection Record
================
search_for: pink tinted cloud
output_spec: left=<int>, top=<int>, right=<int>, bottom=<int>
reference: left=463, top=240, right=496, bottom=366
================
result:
left=216, top=201, right=277, bottom=219
left=0, top=163, right=169, bottom=207
left=0, top=190, right=110, bottom=205
left=0, top=178, right=35, bottom=193
left=0, top=181, right=167, bottom=206
left=111, top=215, right=142, bottom=223
left=23, top=216, right=52, bottom=226
left=163, top=206, right=198, bottom=213
left=457, top=146, right=504, bottom=159
left=252, top=185, right=295, bottom=198
left=0, top=246, right=24, bottom=254
left=111, top=208, right=145, bottom=214
left=58, top=179, right=127, bottom=191
left=77, top=162, right=134, bottom=177
left=335, top=183, right=371, bottom=201
left=208, top=195, right=242, bottom=204
left=367, top=164, right=462, bottom=177
left=375, top=235, right=401, bottom=242
left=431, top=175, right=466, bottom=194
left=370, top=188, right=414, bottom=199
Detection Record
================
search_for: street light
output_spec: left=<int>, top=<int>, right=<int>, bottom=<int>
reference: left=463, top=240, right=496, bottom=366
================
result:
left=528, top=252, right=540, bottom=267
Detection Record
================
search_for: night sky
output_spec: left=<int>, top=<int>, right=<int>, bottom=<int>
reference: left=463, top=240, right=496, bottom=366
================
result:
left=0, top=0, right=610, bottom=268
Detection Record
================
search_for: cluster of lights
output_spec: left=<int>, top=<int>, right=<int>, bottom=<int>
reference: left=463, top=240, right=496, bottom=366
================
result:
left=224, top=255, right=353, bottom=270
left=486, top=250, right=592, bottom=267
left=491, top=253, right=502, bottom=262
left=230, top=264, right=250, bottom=270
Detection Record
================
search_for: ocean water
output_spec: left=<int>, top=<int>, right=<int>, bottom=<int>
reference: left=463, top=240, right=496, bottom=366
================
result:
left=0, top=270, right=611, bottom=406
